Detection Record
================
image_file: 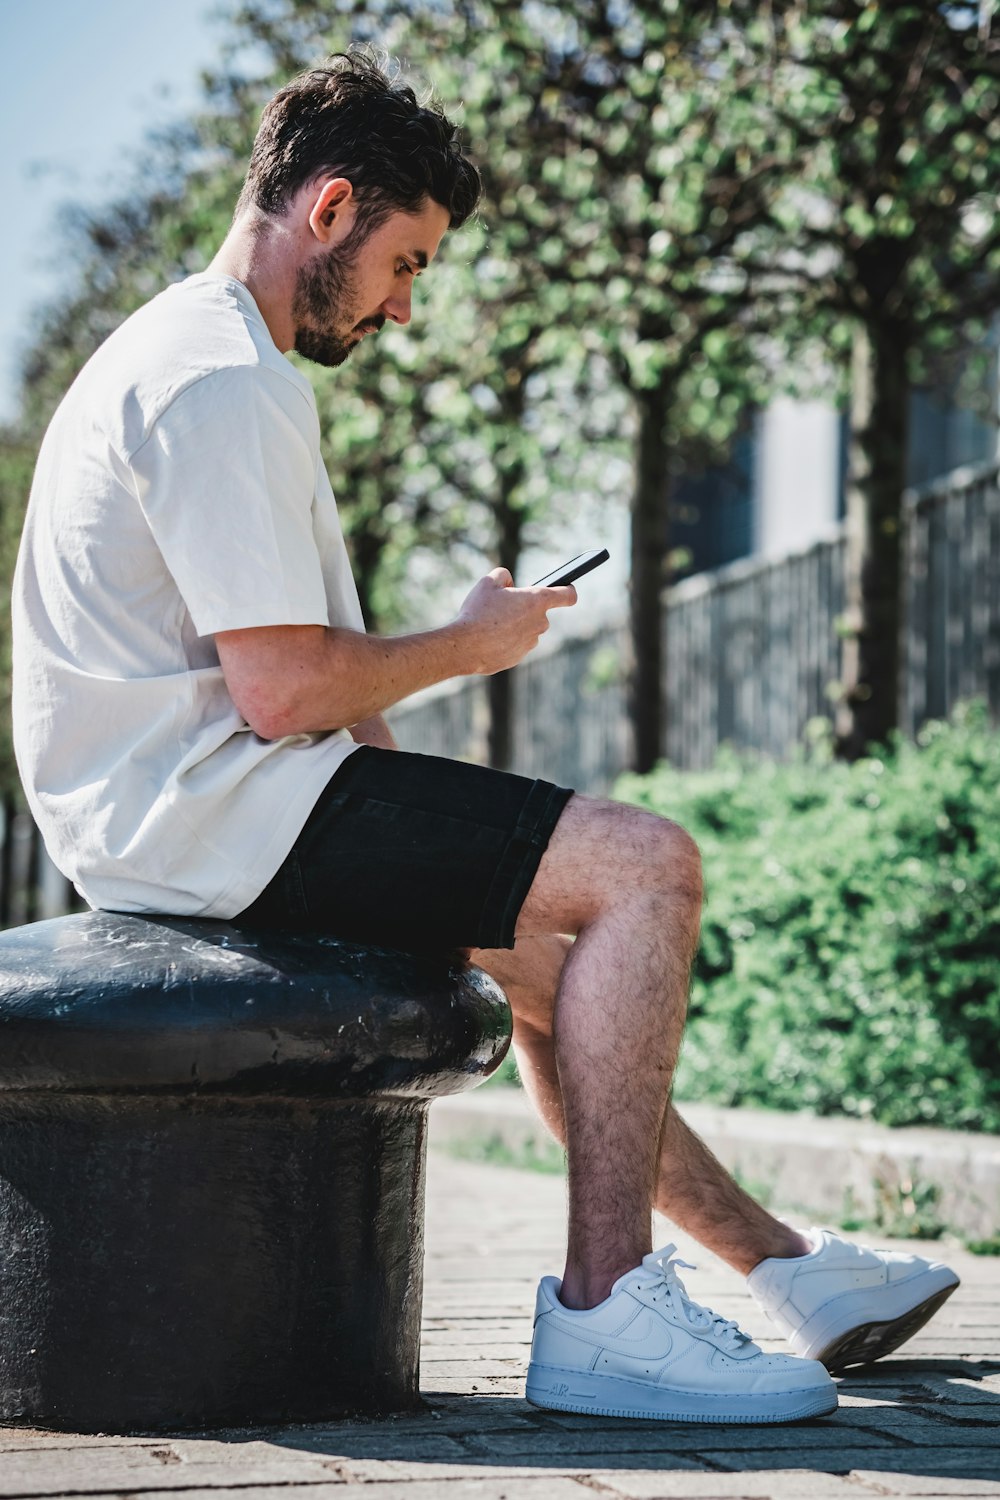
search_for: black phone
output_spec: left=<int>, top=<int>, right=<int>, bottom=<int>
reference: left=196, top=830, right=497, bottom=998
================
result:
left=532, top=548, right=610, bottom=588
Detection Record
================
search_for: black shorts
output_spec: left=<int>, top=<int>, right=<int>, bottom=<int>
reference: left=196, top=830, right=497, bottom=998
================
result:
left=237, top=746, right=573, bottom=952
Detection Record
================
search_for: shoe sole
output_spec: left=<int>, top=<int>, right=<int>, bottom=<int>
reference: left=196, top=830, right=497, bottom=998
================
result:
left=814, top=1282, right=959, bottom=1372
left=525, top=1363, right=838, bottom=1424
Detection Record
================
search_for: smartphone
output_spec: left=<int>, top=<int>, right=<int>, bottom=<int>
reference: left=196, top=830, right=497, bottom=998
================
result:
left=532, top=548, right=610, bottom=588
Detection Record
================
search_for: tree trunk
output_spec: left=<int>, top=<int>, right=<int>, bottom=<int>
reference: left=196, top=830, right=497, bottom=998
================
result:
left=487, top=480, right=526, bottom=771
left=348, top=525, right=382, bottom=633
left=629, top=384, right=674, bottom=773
left=836, top=322, right=910, bottom=760
left=486, top=364, right=530, bottom=773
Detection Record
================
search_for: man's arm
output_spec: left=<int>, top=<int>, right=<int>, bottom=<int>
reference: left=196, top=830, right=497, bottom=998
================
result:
left=215, top=569, right=575, bottom=740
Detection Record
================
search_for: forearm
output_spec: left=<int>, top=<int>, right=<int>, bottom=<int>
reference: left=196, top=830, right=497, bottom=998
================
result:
left=325, top=624, right=473, bottom=729
left=215, top=570, right=575, bottom=742
left=218, top=620, right=473, bottom=740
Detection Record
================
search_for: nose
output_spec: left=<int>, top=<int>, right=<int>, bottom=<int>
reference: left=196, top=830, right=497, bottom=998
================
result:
left=382, top=280, right=413, bottom=327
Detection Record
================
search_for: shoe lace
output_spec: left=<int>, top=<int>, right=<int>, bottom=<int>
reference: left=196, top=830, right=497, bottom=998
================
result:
left=637, top=1245, right=753, bottom=1355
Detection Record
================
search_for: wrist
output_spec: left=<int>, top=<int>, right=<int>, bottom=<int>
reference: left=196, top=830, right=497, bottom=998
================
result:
left=438, top=616, right=483, bottom=677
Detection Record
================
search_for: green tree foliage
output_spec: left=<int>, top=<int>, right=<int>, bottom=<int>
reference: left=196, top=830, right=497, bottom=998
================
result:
left=617, top=703, right=1000, bottom=1131
left=12, top=1, right=625, bottom=760
left=719, top=1, right=1000, bottom=758
left=8, top=0, right=999, bottom=790
left=421, top=0, right=787, bottom=771
left=418, top=0, right=1000, bottom=768
left=229, top=0, right=634, bottom=761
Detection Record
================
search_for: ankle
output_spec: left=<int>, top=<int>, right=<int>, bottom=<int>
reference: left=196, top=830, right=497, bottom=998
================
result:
left=559, top=1269, right=613, bottom=1310
left=776, top=1226, right=815, bottom=1260
left=747, top=1226, right=814, bottom=1274
left=560, top=1248, right=647, bottom=1310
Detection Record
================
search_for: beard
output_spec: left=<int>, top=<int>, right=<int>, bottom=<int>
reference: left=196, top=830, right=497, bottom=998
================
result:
left=292, top=239, right=384, bottom=367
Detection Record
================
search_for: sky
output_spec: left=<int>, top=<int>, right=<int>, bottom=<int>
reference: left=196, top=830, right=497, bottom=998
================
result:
left=0, top=0, right=236, bottom=425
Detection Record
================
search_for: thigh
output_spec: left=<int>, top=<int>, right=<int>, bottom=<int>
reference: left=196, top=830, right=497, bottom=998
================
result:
left=237, top=746, right=573, bottom=953
left=514, top=793, right=702, bottom=938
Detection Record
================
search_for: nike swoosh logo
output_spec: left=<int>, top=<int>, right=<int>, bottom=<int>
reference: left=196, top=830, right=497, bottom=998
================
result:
left=548, top=1311, right=674, bottom=1361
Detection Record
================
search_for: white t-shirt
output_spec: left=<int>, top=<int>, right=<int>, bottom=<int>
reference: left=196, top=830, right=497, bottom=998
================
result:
left=12, top=273, right=364, bottom=917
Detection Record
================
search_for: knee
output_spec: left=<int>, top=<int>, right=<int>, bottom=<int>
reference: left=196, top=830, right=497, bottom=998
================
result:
left=637, top=811, right=703, bottom=912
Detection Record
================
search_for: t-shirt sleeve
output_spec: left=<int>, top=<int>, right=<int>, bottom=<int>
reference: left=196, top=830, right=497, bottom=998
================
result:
left=130, top=365, right=330, bottom=638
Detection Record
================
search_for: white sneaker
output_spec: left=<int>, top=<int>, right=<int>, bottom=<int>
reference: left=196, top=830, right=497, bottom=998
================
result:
left=526, top=1244, right=837, bottom=1423
left=747, top=1227, right=960, bottom=1371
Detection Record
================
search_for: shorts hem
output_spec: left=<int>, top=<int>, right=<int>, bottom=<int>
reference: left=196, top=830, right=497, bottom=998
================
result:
left=476, top=781, right=574, bottom=949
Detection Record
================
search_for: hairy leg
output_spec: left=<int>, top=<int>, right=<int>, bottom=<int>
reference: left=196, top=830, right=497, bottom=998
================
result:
left=478, top=794, right=702, bottom=1309
left=474, top=933, right=810, bottom=1280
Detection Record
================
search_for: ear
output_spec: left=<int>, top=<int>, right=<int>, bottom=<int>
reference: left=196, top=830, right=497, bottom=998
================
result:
left=307, top=178, right=358, bottom=246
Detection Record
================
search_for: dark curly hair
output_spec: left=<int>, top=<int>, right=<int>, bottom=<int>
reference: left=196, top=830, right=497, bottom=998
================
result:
left=235, top=49, right=481, bottom=235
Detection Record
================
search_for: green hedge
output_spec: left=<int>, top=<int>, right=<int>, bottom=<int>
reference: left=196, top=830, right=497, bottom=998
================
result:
left=614, top=704, right=1000, bottom=1133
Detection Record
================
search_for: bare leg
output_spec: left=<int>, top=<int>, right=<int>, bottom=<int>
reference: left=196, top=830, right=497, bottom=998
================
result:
left=501, top=795, right=703, bottom=1310
left=476, top=934, right=572, bottom=1131
left=474, top=933, right=811, bottom=1281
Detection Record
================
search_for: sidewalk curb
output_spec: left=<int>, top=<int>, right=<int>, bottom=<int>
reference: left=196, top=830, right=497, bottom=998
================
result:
left=430, top=1088, right=1000, bottom=1241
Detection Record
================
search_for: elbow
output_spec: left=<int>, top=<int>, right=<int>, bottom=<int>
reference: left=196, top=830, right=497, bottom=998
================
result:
left=234, top=687, right=304, bottom=742
left=234, top=681, right=351, bottom=740
left=245, top=708, right=293, bottom=742
left=216, top=626, right=353, bottom=739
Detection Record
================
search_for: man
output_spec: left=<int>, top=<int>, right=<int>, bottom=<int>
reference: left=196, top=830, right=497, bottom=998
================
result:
left=13, top=51, right=958, bottom=1425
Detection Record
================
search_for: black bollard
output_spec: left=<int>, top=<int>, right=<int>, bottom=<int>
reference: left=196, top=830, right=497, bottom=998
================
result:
left=0, top=912, right=511, bottom=1434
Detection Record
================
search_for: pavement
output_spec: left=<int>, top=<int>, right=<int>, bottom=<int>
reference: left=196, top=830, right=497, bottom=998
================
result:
left=1, top=1107, right=998, bottom=1500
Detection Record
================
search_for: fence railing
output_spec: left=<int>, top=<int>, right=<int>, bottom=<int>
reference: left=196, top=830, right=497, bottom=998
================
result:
left=0, top=793, right=78, bottom=928
left=387, top=540, right=846, bottom=784
left=392, top=463, right=1000, bottom=785
left=4, top=462, right=998, bottom=921
left=903, top=463, right=1000, bottom=736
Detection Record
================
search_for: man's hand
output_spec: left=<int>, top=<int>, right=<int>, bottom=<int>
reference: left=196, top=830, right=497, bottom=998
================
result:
left=455, top=568, right=577, bottom=675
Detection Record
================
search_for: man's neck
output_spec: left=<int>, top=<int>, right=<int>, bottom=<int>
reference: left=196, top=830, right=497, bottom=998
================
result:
left=208, top=213, right=297, bottom=354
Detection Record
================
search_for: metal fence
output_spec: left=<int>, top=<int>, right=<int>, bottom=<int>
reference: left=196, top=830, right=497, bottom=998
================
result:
left=0, top=792, right=78, bottom=928
left=903, top=462, right=1000, bottom=735
left=392, top=462, right=1000, bottom=784
left=387, top=542, right=846, bottom=783
left=4, top=462, right=998, bottom=920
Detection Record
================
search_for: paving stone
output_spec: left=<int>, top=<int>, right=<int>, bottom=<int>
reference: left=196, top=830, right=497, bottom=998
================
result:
left=837, top=1395, right=1000, bottom=1429
left=361, top=1484, right=598, bottom=1499
left=829, top=1405, right=1000, bottom=1442
left=417, top=1402, right=541, bottom=1433
left=585, top=1471, right=872, bottom=1498
left=849, top=1475, right=1000, bottom=1496
left=450, top=1422, right=859, bottom=1457
left=540, top=1411, right=848, bottom=1442
left=704, top=1446, right=1000, bottom=1479
left=421, top=1332, right=522, bottom=1345
left=422, top=1379, right=527, bottom=1396
left=263, top=1431, right=470, bottom=1463
left=417, top=1360, right=526, bottom=1377
left=24, top=1487, right=588, bottom=1500
left=0, top=1493, right=348, bottom=1500
left=0, top=1440, right=341, bottom=1495
left=324, top=1456, right=703, bottom=1483
left=935, top=1379, right=1000, bottom=1403
left=0, top=1434, right=165, bottom=1453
